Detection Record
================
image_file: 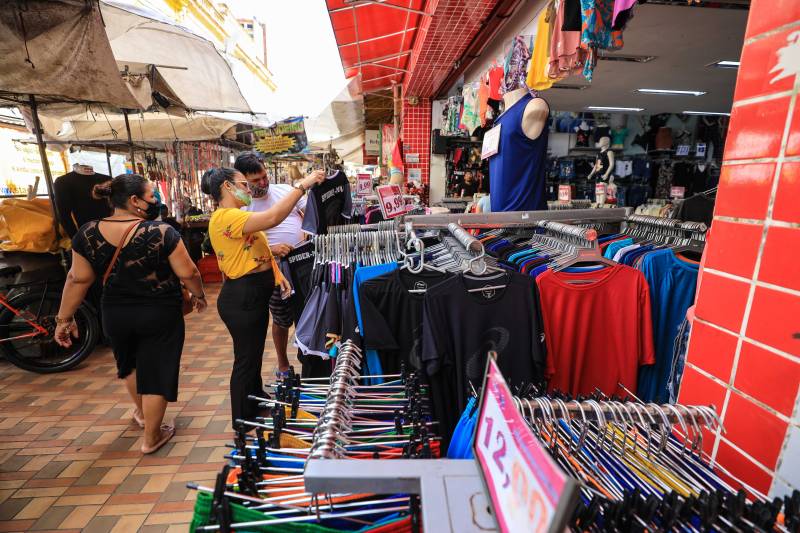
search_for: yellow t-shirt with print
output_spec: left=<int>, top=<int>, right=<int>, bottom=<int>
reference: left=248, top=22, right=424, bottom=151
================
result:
left=208, top=208, right=284, bottom=282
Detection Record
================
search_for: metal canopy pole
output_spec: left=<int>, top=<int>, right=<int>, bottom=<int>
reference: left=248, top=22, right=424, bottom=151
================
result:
left=122, top=110, right=135, bottom=169
left=28, top=94, right=67, bottom=269
left=104, top=144, right=113, bottom=177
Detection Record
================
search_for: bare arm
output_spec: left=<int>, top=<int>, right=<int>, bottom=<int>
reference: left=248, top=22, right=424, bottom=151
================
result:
left=57, top=251, right=96, bottom=321
left=167, top=240, right=203, bottom=298
left=54, top=251, right=96, bottom=347
left=242, top=171, right=326, bottom=234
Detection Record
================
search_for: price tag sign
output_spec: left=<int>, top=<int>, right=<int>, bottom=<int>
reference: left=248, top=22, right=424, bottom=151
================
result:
left=375, top=184, right=411, bottom=219
left=557, top=184, right=572, bottom=202
left=676, top=144, right=691, bottom=156
left=481, top=124, right=501, bottom=159
left=473, top=357, right=577, bottom=533
left=670, top=186, right=686, bottom=199
left=696, top=143, right=707, bottom=158
left=356, top=173, right=372, bottom=197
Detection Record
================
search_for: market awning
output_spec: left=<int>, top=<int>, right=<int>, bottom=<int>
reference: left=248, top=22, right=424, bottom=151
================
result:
left=325, top=1, right=427, bottom=94
left=306, top=76, right=365, bottom=164
left=100, top=1, right=252, bottom=113
left=0, top=0, right=252, bottom=114
left=0, top=0, right=144, bottom=108
left=28, top=104, right=244, bottom=143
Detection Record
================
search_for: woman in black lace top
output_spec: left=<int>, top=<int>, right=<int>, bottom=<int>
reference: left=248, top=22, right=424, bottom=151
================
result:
left=54, top=174, right=206, bottom=454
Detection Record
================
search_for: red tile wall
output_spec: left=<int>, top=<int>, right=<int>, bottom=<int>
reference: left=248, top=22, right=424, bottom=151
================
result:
left=401, top=97, right=432, bottom=191
left=679, top=1, right=800, bottom=498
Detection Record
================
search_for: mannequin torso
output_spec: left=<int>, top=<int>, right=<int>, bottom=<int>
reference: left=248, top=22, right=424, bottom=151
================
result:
left=501, top=88, right=549, bottom=140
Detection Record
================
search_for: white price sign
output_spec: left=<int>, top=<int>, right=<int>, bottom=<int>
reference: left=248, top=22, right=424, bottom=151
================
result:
left=375, top=184, right=411, bottom=219
left=474, top=358, right=577, bottom=533
left=356, top=173, right=372, bottom=196
left=481, top=124, right=501, bottom=159
left=696, top=143, right=707, bottom=158
left=676, top=144, right=691, bottom=156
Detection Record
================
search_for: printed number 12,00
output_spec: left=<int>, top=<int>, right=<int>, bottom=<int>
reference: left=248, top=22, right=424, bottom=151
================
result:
left=482, top=416, right=509, bottom=488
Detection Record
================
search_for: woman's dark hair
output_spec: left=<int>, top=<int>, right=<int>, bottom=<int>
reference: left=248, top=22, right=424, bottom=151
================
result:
left=94, top=174, right=148, bottom=208
left=200, top=167, right=238, bottom=202
left=234, top=152, right=264, bottom=177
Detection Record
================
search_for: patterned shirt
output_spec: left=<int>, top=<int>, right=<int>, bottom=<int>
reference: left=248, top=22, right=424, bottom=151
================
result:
left=208, top=208, right=283, bottom=281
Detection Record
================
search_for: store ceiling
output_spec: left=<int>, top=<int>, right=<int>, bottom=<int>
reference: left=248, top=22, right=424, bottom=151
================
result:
left=543, top=4, right=748, bottom=115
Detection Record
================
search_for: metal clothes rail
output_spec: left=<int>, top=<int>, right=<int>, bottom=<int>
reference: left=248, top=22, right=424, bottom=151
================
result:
left=404, top=207, right=631, bottom=229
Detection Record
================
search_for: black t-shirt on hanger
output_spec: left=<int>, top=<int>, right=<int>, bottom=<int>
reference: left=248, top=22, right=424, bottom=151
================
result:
left=422, top=271, right=547, bottom=439
left=301, top=170, right=352, bottom=235
left=360, top=269, right=453, bottom=374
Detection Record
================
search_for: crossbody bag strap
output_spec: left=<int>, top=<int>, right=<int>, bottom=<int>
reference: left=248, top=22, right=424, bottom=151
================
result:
left=102, top=221, right=141, bottom=286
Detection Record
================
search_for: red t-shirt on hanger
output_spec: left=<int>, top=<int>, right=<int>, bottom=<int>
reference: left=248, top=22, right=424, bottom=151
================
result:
left=536, top=264, right=655, bottom=397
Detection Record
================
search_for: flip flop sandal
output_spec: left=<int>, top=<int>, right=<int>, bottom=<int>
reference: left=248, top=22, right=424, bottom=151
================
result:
left=132, top=410, right=145, bottom=429
left=141, top=425, right=175, bottom=454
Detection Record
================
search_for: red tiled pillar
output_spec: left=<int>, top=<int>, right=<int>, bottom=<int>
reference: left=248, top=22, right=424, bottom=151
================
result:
left=401, top=98, right=432, bottom=201
left=678, top=1, right=800, bottom=497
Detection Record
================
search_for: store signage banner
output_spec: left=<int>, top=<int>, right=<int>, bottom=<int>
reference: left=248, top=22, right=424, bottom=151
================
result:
left=356, top=173, right=373, bottom=196
left=0, top=127, right=68, bottom=196
left=365, top=130, right=381, bottom=156
left=473, top=356, right=577, bottom=533
left=375, top=184, right=410, bottom=219
left=254, top=117, right=308, bottom=156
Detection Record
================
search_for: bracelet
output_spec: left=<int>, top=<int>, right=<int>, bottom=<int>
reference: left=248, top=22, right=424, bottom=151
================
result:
left=55, top=316, right=75, bottom=325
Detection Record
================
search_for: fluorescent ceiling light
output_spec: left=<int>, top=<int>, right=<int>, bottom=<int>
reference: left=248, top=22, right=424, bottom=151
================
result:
left=683, top=111, right=731, bottom=116
left=637, top=89, right=707, bottom=96
left=711, top=60, right=740, bottom=69
left=587, top=106, right=644, bottom=112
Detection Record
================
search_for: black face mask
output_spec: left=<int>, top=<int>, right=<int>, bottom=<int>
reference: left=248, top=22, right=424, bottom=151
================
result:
left=139, top=198, right=162, bottom=221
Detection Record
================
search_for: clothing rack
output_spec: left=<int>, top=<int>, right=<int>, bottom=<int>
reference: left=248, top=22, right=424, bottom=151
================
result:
left=404, top=207, right=630, bottom=230
left=308, top=340, right=364, bottom=460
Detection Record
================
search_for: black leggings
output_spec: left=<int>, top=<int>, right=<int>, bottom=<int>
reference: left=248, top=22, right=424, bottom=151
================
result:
left=217, top=269, right=275, bottom=424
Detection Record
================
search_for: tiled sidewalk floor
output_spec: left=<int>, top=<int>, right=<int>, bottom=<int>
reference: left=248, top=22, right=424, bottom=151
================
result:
left=0, top=285, right=276, bottom=532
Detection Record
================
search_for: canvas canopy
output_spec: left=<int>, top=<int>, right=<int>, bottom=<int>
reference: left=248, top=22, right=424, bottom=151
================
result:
left=0, top=0, right=251, bottom=114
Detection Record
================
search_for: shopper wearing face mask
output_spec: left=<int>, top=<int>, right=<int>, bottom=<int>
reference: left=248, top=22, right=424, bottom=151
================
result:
left=54, top=174, right=205, bottom=454
left=201, top=167, right=325, bottom=424
left=234, top=152, right=306, bottom=379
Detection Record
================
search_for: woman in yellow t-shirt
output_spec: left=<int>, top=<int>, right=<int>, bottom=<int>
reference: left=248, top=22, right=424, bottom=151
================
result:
left=201, top=167, right=325, bottom=424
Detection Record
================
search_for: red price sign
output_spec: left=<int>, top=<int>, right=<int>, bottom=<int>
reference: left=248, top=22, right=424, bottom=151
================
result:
left=375, top=184, right=410, bottom=219
left=670, top=186, right=686, bottom=199
left=473, top=357, right=577, bottom=533
left=557, top=184, right=572, bottom=202
left=356, top=173, right=372, bottom=196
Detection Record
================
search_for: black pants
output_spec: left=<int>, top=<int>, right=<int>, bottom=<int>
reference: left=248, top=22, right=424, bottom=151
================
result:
left=217, top=270, right=275, bottom=425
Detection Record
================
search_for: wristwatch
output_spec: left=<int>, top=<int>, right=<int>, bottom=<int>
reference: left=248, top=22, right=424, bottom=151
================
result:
left=292, top=182, right=307, bottom=193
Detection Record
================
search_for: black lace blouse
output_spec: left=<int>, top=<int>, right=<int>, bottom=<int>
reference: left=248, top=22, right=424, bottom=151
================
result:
left=72, top=220, right=182, bottom=305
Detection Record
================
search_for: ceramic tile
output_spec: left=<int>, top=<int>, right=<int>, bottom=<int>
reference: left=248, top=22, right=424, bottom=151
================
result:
left=725, top=96, right=789, bottom=161
left=686, top=320, right=738, bottom=380
left=735, top=28, right=797, bottom=101
left=759, top=226, right=800, bottom=292
left=745, top=0, right=800, bottom=39
left=677, top=365, right=728, bottom=412
left=694, top=272, right=751, bottom=333
left=714, top=163, right=775, bottom=221
left=723, top=391, right=788, bottom=469
left=746, top=286, right=800, bottom=357
left=704, top=220, right=763, bottom=279
left=772, top=162, right=800, bottom=224
left=715, top=439, right=774, bottom=495
left=735, top=341, right=800, bottom=416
